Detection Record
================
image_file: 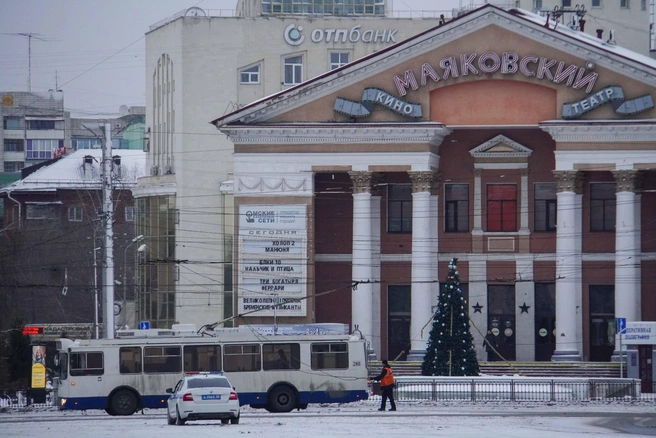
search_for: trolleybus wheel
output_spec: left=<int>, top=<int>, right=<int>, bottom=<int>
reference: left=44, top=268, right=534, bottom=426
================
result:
left=110, top=389, right=137, bottom=416
left=266, top=384, right=297, bottom=413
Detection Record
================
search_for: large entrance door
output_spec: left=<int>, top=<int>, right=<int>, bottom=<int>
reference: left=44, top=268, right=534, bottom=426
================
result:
left=534, top=283, right=556, bottom=361
left=488, top=285, right=516, bottom=361
left=387, top=286, right=411, bottom=361
left=589, top=285, right=615, bottom=362
left=638, top=345, right=654, bottom=393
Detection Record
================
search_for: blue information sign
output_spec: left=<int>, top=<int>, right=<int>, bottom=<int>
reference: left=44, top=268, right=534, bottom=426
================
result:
left=139, top=321, right=150, bottom=330
left=616, top=317, right=626, bottom=335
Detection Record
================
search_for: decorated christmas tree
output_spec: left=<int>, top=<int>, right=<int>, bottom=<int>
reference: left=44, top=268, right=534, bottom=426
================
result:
left=422, top=258, right=480, bottom=376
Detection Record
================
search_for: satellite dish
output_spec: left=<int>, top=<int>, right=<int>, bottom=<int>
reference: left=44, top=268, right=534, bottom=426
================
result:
left=185, top=6, right=206, bottom=17
left=119, top=105, right=129, bottom=116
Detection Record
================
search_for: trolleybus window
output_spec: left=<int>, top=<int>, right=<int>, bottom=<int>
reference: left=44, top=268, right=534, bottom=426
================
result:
left=263, top=343, right=300, bottom=370
left=184, top=345, right=221, bottom=372
left=119, top=347, right=142, bottom=374
left=70, top=351, right=103, bottom=376
left=224, top=344, right=261, bottom=372
left=58, top=352, right=68, bottom=380
left=144, top=346, right=181, bottom=373
left=311, top=342, right=348, bottom=370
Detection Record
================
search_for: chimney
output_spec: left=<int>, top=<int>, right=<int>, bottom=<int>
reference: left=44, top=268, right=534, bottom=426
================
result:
left=596, top=29, right=603, bottom=39
left=579, top=18, right=586, bottom=32
left=607, top=29, right=616, bottom=45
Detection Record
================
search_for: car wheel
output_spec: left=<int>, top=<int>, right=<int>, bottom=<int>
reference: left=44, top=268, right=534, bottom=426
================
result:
left=266, top=384, right=297, bottom=413
left=230, top=415, right=240, bottom=424
left=167, top=408, right=175, bottom=425
left=175, top=406, right=186, bottom=425
left=110, top=389, right=137, bottom=416
left=221, top=418, right=230, bottom=424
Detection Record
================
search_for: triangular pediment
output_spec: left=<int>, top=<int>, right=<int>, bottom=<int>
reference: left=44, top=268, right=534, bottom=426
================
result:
left=212, top=5, right=656, bottom=129
left=469, top=135, right=532, bottom=158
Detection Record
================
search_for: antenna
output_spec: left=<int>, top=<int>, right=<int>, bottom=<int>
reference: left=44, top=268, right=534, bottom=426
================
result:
left=2, top=32, right=53, bottom=91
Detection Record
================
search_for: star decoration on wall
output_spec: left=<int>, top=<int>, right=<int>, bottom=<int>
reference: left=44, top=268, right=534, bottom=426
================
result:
left=472, top=302, right=483, bottom=313
left=519, top=302, right=531, bottom=314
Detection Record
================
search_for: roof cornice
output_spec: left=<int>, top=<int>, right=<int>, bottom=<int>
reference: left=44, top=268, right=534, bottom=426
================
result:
left=540, top=120, right=656, bottom=142
left=221, top=123, right=452, bottom=145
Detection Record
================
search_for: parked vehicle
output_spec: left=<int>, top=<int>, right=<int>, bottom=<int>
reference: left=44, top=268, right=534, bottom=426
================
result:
left=166, top=372, right=239, bottom=425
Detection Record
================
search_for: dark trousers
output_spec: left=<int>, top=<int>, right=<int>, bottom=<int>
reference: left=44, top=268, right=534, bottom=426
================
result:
left=380, top=385, right=396, bottom=410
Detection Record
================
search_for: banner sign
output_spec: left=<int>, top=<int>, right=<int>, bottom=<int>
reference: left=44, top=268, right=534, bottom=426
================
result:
left=562, top=86, right=654, bottom=119
left=31, top=345, right=47, bottom=389
left=334, top=87, right=422, bottom=118
left=239, top=205, right=307, bottom=317
left=623, top=321, right=656, bottom=344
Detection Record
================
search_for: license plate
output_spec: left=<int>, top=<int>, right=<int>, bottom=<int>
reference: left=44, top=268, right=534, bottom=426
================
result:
left=201, top=394, right=221, bottom=400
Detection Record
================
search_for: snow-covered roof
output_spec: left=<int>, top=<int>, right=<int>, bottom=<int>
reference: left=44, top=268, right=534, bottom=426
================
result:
left=0, top=149, right=146, bottom=194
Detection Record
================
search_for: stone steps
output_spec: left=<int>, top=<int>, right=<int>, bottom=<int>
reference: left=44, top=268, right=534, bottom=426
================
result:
left=368, top=362, right=622, bottom=378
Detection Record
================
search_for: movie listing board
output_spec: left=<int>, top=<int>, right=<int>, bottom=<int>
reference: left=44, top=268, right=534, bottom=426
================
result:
left=238, top=204, right=307, bottom=316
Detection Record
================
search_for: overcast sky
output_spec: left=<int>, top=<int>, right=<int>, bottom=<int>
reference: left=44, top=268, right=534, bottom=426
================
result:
left=0, top=0, right=467, bottom=118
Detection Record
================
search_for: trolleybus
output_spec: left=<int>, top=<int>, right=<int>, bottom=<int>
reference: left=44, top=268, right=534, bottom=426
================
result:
left=55, top=324, right=369, bottom=415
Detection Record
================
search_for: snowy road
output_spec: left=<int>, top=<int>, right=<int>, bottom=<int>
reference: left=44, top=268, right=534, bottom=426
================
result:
left=2, top=400, right=655, bottom=437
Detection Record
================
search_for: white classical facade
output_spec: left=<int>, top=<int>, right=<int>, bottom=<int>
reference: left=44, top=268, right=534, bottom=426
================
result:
left=212, top=5, right=656, bottom=363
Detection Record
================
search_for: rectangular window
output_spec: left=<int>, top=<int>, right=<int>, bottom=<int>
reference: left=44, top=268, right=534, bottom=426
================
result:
left=388, top=184, right=412, bottom=233
left=4, top=139, right=24, bottom=152
left=26, top=139, right=58, bottom=160
left=311, top=342, right=348, bottom=370
left=3, top=161, right=24, bottom=173
left=144, top=346, right=182, bottom=373
left=562, top=0, right=571, bottom=6
left=26, top=119, right=63, bottom=130
left=641, top=0, right=646, bottom=9
left=240, top=65, right=260, bottom=84
left=3, top=116, right=20, bottom=130
left=263, top=343, right=301, bottom=370
left=119, top=347, right=142, bottom=374
left=284, top=55, right=303, bottom=85
left=590, top=183, right=616, bottom=231
left=26, top=204, right=58, bottom=220
left=445, top=183, right=469, bottom=232
left=534, top=182, right=557, bottom=232
left=262, top=0, right=385, bottom=15
left=73, top=138, right=102, bottom=150
left=223, top=344, right=261, bottom=372
left=70, top=352, right=103, bottom=376
left=125, top=206, right=135, bottom=222
left=58, top=352, right=68, bottom=380
left=620, top=0, right=629, bottom=7
left=592, top=0, right=601, bottom=6
left=68, top=206, right=83, bottom=222
left=487, top=185, right=517, bottom=232
left=184, top=345, right=221, bottom=372
left=330, top=52, right=349, bottom=70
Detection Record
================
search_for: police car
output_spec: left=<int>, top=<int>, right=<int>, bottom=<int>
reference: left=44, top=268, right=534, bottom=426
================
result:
left=166, top=372, right=240, bottom=425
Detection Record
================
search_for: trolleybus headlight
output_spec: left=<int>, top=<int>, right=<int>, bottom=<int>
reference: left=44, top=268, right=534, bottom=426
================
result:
left=60, top=398, right=67, bottom=406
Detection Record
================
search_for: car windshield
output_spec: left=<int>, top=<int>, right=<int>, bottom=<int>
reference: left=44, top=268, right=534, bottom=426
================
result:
left=187, top=377, right=231, bottom=389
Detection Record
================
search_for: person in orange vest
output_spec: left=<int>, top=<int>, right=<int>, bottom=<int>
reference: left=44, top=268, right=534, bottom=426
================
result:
left=373, top=360, right=396, bottom=411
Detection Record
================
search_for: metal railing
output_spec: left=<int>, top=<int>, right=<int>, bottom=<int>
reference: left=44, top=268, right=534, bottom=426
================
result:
left=389, top=376, right=656, bottom=402
left=0, top=389, right=54, bottom=408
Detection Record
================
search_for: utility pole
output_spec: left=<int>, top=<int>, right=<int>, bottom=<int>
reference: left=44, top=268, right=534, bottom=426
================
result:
left=101, top=123, right=116, bottom=339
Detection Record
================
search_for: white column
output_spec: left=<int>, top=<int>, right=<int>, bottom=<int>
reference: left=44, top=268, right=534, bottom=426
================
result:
left=370, top=195, right=382, bottom=358
left=552, top=171, right=582, bottom=361
left=613, top=170, right=641, bottom=323
left=473, top=168, right=483, bottom=233
left=349, top=171, right=374, bottom=355
left=407, top=171, right=437, bottom=361
left=520, top=168, right=530, bottom=233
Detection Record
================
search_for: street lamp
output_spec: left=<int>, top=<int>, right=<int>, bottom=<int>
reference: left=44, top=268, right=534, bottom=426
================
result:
left=123, top=235, right=144, bottom=326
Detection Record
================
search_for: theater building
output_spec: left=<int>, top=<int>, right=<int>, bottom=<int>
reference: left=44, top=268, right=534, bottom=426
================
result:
left=212, top=5, right=656, bottom=362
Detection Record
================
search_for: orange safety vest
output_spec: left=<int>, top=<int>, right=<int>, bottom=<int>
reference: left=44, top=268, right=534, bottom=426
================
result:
left=380, top=367, right=395, bottom=387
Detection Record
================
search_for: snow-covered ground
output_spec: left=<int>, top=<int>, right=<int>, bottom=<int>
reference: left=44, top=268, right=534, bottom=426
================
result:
left=2, top=398, right=655, bottom=437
